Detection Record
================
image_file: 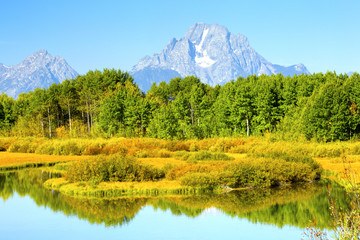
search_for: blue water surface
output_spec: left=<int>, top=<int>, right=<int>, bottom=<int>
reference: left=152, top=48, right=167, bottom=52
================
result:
left=0, top=192, right=306, bottom=240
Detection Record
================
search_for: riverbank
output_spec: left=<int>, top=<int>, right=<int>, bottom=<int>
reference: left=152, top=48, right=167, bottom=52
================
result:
left=0, top=137, right=359, bottom=196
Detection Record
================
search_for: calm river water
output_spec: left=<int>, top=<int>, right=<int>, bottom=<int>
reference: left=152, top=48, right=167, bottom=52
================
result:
left=0, top=170, right=346, bottom=240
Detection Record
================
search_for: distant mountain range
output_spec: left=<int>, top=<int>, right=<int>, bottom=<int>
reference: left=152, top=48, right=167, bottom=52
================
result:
left=130, top=23, right=310, bottom=91
left=1, top=23, right=315, bottom=98
left=0, top=50, right=78, bottom=98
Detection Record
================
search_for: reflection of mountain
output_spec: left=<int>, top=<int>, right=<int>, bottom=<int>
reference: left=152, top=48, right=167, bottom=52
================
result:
left=0, top=170, right=349, bottom=229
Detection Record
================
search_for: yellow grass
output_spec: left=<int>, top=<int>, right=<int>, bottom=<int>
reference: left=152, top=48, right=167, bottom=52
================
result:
left=316, top=155, right=360, bottom=183
left=2, top=136, right=360, bottom=190
left=0, top=152, right=92, bottom=169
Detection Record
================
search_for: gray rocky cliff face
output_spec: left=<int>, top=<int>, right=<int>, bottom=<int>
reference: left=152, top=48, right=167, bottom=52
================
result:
left=130, top=23, right=310, bottom=91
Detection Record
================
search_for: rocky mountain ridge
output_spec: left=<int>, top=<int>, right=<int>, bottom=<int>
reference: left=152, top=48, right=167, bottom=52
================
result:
left=130, top=23, right=310, bottom=91
left=0, top=50, right=78, bottom=98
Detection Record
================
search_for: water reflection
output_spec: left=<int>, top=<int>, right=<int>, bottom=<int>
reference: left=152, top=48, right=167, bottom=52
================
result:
left=0, top=169, right=349, bottom=229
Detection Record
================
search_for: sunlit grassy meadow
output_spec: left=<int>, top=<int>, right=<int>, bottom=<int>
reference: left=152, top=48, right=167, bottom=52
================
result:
left=0, top=136, right=359, bottom=197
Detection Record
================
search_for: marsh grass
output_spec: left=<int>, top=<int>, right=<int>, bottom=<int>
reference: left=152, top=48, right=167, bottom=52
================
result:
left=2, top=136, right=360, bottom=160
left=2, top=136, right=359, bottom=199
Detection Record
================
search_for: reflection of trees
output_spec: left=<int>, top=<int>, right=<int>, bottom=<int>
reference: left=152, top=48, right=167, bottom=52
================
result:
left=62, top=196, right=149, bottom=226
left=153, top=183, right=350, bottom=229
left=0, top=170, right=149, bottom=227
left=152, top=185, right=334, bottom=228
left=0, top=170, right=350, bottom=229
left=234, top=182, right=351, bottom=229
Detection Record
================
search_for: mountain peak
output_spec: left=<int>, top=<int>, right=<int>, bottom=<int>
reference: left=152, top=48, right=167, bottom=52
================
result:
left=0, top=50, right=78, bottom=98
left=35, top=49, right=49, bottom=55
left=131, top=23, right=310, bottom=91
left=27, top=49, right=50, bottom=60
left=185, top=23, right=229, bottom=43
left=20, top=49, right=55, bottom=68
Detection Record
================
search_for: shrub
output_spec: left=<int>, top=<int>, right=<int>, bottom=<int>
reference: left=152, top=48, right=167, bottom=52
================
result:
left=189, top=143, right=198, bottom=152
left=158, top=149, right=172, bottom=158
left=8, top=140, right=38, bottom=153
left=172, top=158, right=319, bottom=189
left=228, top=145, right=248, bottom=154
left=173, top=151, right=191, bottom=160
left=35, top=142, right=54, bottom=154
left=209, top=139, right=226, bottom=152
left=101, top=144, right=128, bottom=155
left=180, top=172, right=218, bottom=189
left=171, top=142, right=190, bottom=151
left=134, top=148, right=172, bottom=158
left=313, top=145, right=345, bottom=158
left=247, top=144, right=322, bottom=179
left=187, top=150, right=234, bottom=162
left=54, top=141, right=82, bottom=155
left=349, top=144, right=360, bottom=155
left=65, top=154, right=165, bottom=183
left=162, top=163, right=175, bottom=175
left=222, top=159, right=318, bottom=188
left=134, top=150, right=148, bottom=158
left=84, top=145, right=102, bottom=155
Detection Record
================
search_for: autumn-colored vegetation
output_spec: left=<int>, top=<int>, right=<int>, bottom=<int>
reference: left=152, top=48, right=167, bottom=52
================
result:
left=0, top=152, right=91, bottom=171
left=27, top=137, right=325, bottom=196
left=0, top=136, right=359, bottom=197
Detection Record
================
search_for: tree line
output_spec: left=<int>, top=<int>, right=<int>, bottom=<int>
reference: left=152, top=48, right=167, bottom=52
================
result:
left=0, top=69, right=359, bottom=141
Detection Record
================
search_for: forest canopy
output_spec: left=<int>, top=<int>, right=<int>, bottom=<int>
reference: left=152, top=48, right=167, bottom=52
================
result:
left=0, top=69, right=359, bottom=142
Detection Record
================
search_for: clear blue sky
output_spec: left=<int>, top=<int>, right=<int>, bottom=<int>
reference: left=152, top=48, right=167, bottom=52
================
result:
left=1, top=0, right=359, bottom=75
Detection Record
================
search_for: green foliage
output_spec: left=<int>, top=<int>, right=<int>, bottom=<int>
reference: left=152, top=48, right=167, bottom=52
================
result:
left=0, top=70, right=359, bottom=141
